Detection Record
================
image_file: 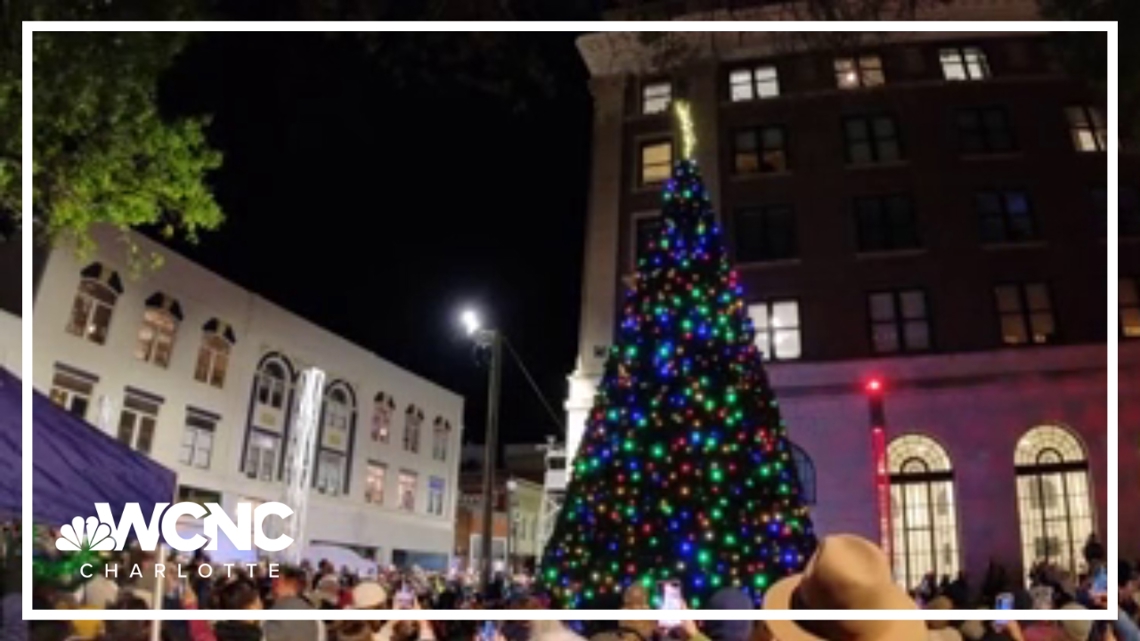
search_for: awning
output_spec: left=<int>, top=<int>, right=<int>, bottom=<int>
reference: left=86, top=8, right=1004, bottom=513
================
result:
left=0, top=367, right=176, bottom=526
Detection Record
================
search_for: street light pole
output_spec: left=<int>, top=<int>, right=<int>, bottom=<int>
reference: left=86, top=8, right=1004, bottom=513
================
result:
left=478, top=329, right=503, bottom=593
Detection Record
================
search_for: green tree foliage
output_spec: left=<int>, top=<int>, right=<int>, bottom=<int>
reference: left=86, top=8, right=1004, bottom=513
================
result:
left=1, top=0, right=223, bottom=254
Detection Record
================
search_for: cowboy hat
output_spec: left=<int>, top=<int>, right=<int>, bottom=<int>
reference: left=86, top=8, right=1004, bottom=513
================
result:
left=762, top=534, right=927, bottom=641
left=351, top=581, right=388, bottom=609
left=1058, top=604, right=1093, bottom=641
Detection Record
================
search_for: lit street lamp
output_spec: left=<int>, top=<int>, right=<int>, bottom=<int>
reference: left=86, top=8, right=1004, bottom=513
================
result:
left=460, top=308, right=503, bottom=593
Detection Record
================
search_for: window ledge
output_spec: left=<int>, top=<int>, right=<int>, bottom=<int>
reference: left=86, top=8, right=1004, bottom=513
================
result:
left=846, top=160, right=910, bottom=171
left=736, top=258, right=803, bottom=270
left=625, top=111, right=672, bottom=124
left=632, top=184, right=666, bottom=195
left=981, top=241, right=1048, bottom=251
left=720, top=96, right=785, bottom=108
left=960, top=151, right=1023, bottom=162
left=855, top=248, right=927, bottom=260
left=729, top=171, right=793, bottom=182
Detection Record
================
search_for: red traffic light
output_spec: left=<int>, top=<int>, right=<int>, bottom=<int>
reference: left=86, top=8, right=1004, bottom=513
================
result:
left=865, top=378, right=883, bottom=393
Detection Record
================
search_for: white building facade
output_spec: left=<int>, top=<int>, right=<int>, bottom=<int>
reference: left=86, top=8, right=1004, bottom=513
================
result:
left=32, top=225, right=464, bottom=568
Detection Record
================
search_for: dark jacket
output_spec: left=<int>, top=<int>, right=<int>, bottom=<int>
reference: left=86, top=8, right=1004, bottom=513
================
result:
left=214, top=621, right=263, bottom=641
left=265, top=596, right=324, bottom=641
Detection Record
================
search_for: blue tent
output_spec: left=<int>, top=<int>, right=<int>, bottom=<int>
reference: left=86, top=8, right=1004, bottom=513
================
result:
left=0, top=367, right=176, bottom=526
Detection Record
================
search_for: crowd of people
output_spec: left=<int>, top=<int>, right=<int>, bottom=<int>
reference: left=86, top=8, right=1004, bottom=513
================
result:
left=5, top=530, right=1136, bottom=641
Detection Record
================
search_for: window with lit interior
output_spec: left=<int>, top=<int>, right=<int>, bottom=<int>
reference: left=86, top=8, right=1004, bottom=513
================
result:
left=135, top=293, right=182, bottom=368
left=940, top=47, right=990, bottom=80
left=729, top=65, right=779, bottom=101
left=995, top=283, right=1055, bottom=346
left=65, top=263, right=122, bottom=345
left=835, top=55, right=885, bottom=89
left=1015, top=425, right=1094, bottom=576
left=1065, top=106, right=1107, bottom=152
left=194, top=319, right=235, bottom=388
left=747, top=300, right=801, bottom=361
left=887, top=435, right=960, bottom=590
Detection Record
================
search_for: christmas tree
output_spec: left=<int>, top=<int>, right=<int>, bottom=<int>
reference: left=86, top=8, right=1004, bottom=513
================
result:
left=540, top=102, right=816, bottom=609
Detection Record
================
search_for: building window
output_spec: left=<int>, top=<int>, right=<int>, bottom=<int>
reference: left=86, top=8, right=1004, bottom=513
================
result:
left=135, top=294, right=182, bottom=368
left=1122, top=278, right=1140, bottom=339
left=48, top=366, right=95, bottom=419
left=180, top=410, right=216, bottom=469
left=399, top=471, right=417, bottom=512
left=887, top=435, right=960, bottom=591
left=316, top=451, right=345, bottom=496
left=642, top=81, right=672, bottom=115
left=977, top=190, right=1036, bottom=244
left=245, top=432, right=279, bottom=481
left=403, top=405, right=423, bottom=454
left=1015, top=425, right=1094, bottom=577
left=940, top=46, right=990, bottom=81
left=1066, top=106, right=1107, bottom=152
left=428, top=477, right=446, bottom=516
left=632, top=212, right=665, bottom=270
left=835, top=55, right=885, bottom=89
left=365, top=462, right=386, bottom=504
left=734, top=205, right=797, bottom=263
left=640, top=140, right=673, bottom=186
left=256, top=361, right=289, bottom=411
left=844, top=115, right=902, bottom=165
left=729, top=65, right=779, bottom=101
left=995, top=283, right=1056, bottom=345
left=323, top=387, right=352, bottom=450
left=854, top=195, right=920, bottom=253
left=432, top=418, right=451, bottom=462
left=869, top=290, right=931, bottom=354
left=117, top=391, right=161, bottom=454
left=789, top=443, right=816, bottom=505
left=372, top=392, right=396, bottom=443
left=747, top=300, right=801, bottom=361
left=732, top=127, right=788, bottom=174
left=194, top=319, right=235, bottom=388
left=65, top=264, right=122, bottom=345
left=957, top=107, right=1015, bottom=154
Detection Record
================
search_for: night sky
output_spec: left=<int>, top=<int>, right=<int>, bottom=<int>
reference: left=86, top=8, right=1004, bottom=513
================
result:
left=156, top=31, right=593, bottom=448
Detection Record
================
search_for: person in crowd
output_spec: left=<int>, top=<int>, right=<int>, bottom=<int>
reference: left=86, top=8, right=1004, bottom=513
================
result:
left=700, top=588, right=754, bottom=641
left=1114, top=561, right=1140, bottom=641
left=1083, top=534, right=1105, bottom=571
left=213, top=579, right=263, bottom=641
left=615, top=584, right=656, bottom=641
left=265, top=566, right=326, bottom=641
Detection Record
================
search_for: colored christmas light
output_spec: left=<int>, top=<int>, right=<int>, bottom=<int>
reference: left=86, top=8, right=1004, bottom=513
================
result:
left=539, top=104, right=816, bottom=609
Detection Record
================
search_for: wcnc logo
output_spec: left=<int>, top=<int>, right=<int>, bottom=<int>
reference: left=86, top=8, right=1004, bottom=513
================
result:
left=55, top=502, right=294, bottom=553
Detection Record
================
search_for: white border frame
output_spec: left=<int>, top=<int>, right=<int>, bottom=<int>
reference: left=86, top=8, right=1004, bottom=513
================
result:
left=21, top=20, right=1117, bottom=622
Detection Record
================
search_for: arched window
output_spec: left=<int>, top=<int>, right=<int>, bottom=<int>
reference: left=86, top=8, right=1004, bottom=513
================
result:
left=404, top=405, right=424, bottom=454
left=65, top=263, right=123, bottom=345
left=315, top=381, right=356, bottom=497
left=195, top=319, right=236, bottom=388
left=135, top=293, right=182, bottom=368
left=256, top=361, right=288, bottom=410
left=432, top=417, right=452, bottom=462
left=788, top=442, right=816, bottom=505
left=372, top=392, right=396, bottom=443
left=1015, top=425, right=1094, bottom=576
left=887, top=434, right=960, bottom=590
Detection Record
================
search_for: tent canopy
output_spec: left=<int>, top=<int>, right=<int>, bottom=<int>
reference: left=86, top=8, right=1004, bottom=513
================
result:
left=0, top=367, right=176, bottom=527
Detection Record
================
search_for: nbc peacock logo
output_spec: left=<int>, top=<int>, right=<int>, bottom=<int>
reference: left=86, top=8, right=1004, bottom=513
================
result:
left=55, top=516, right=118, bottom=551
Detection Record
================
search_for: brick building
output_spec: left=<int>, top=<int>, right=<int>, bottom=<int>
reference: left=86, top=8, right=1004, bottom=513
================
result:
left=567, top=19, right=1135, bottom=589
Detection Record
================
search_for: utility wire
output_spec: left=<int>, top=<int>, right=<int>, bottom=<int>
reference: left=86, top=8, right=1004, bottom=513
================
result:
left=503, top=336, right=565, bottom=435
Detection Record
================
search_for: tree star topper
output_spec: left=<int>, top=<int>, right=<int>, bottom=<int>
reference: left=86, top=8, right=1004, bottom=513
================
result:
left=675, top=100, right=696, bottom=159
